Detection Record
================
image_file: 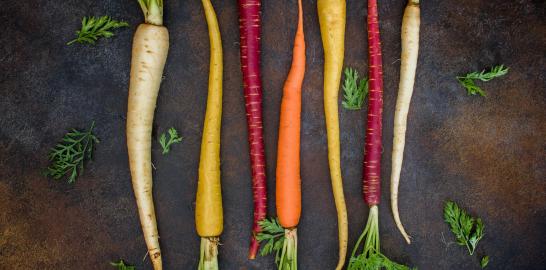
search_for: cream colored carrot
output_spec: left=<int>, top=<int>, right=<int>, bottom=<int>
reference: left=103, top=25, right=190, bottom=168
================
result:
left=126, top=1, right=168, bottom=269
left=391, top=0, right=420, bottom=244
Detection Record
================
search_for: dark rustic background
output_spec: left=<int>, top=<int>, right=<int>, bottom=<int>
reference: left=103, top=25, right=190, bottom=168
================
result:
left=1, top=0, right=545, bottom=269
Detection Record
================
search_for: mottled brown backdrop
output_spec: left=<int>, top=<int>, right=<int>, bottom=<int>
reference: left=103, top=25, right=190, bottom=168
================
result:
left=1, top=0, right=545, bottom=269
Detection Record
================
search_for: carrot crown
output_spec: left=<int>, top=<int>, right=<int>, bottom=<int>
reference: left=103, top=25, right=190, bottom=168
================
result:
left=137, top=0, right=164, bottom=25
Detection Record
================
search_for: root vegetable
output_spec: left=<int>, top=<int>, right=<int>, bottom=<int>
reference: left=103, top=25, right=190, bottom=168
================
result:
left=237, top=0, right=268, bottom=259
left=391, top=0, right=420, bottom=244
left=275, top=0, right=305, bottom=268
left=196, top=0, right=224, bottom=269
left=317, top=1, right=349, bottom=269
left=126, top=1, right=168, bottom=269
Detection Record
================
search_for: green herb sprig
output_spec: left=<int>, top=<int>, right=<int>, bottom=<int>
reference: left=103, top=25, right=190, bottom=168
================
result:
left=256, top=218, right=286, bottom=264
left=480, top=256, right=489, bottom=268
left=45, top=121, right=98, bottom=183
left=456, top=65, right=509, bottom=96
left=257, top=218, right=298, bottom=270
left=443, top=201, right=484, bottom=255
left=348, top=207, right=416, bottom=270
left=110, top=259, right=135, bottom=270
left=349, top=252, right=416, bottom=270
left=159, top=127, right=182, bottom=155
left=342, top=68, right=369, bottom=110
left=67, top=16, right=129, bottom=45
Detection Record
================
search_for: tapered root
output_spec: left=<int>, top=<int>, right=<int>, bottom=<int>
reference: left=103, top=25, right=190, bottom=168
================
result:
left=391, top=193, right=411, bottom=244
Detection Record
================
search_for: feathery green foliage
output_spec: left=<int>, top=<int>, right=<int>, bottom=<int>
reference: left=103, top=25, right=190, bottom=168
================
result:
left=480, top=256, right=489, bottom=268
left=257, top=218, right=298, bottom=269
left=443, top=201, right=484, bottom=255
left=342, top=68, right=369, bottom=110
left=456, top=65, right=509, bottom=96
left=349, top=253, right=416, bottom=270
left=257, top=218, right=285, bottom=258
left=159, top=127, right=182, bottom=154
left=67, top=16, right=128, bottom=45
left=45, top=122, right=98, bottom=183
left=110, top=260, right=135, bottom=270
left=349, top=207, right=415, bottom=270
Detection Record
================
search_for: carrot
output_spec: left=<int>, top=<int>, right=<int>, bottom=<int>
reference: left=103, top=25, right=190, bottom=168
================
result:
left=274, top=0, right=305, bottom=268
left=126, top=1, right=168, bottom=269
left=391, top=0, right=420, bottom=245
left=196, top=0, right=223, bottom=269
left=237, top=0, right=268, bottom=259
left=348, top=1, right=413, bottom=268
left=317, top=1, right=348, bottom=269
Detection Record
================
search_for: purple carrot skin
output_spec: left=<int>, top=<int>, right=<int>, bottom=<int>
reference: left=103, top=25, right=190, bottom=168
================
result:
left=363, top=0, right=383, bottom=206
left=237, top=0, right=268, bottom=259
left=347, top=1, right=387, bottom=268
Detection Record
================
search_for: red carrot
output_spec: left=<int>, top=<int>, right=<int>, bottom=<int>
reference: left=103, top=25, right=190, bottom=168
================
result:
left=348, top=1, right=413, bottom=268
left=363, top=0, right=383, bottom=207
left=237, top=0, right=268, bottom=259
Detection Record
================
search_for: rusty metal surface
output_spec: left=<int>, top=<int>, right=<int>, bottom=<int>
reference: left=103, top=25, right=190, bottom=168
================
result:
left=1, top=0, right=545, bottom=269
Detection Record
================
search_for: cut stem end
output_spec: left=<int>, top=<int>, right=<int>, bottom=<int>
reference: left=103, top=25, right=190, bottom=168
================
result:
left=198, top=237, right=219, bottom=270
left=350, top=206, right=380, bottom=264
left=138, top=0, right=164, bottom=25
left=277, top=228, right=298, bottom=270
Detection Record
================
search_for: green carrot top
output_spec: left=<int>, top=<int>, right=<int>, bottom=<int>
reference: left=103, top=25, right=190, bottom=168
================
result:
left=138, top=0, right=164, bottom=25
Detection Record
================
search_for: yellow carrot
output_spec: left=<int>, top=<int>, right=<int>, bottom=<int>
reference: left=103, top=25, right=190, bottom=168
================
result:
left=317, top=1, right=348, bottom=269
left=196, top=0, right=223, bottom=269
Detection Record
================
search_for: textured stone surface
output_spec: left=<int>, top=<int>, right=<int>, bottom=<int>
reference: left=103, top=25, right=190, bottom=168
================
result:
left=0, top=0, right=544, bottom=269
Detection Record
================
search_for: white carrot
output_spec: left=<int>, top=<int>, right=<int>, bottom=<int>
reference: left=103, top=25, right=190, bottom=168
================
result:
left=391, top=0, right=420, bottom=245
left=126, top=1, right=169, bottom=269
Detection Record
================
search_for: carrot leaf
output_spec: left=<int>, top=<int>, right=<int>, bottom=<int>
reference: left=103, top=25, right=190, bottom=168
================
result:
left=110, top=259, right=135, bottom=270
left=456, top=65, right=509, bottom=96
left=443, top=201, right=485, bottom=255
left=256, top=218, right=284, bottom=256
left=349, top=207, right=415, bottom=270
left=158, top=127, right=182, bottom=155
left=45, top=121, right=99, bottom=184
left=67, top=16, right=128, bottom=45
left=480, top=256, right=489, bottom=268
left=257, top=218, right=297, bottom=269
left=342, top=68, right=369, bottom=110
left=349, top=252, right=416, bottom=270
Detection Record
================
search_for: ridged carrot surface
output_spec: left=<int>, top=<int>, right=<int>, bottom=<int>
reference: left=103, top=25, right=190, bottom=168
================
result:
left=391, top=0, right=420, bottom=244
left=196, top=1, right=223, bottom=269
left=317, top=1, right=349, bottom=269
left=363, top=0, right=383, bottom=206
left=237, top=0, right=268, bottom=259
left=276, top=0, right=305, bottom=230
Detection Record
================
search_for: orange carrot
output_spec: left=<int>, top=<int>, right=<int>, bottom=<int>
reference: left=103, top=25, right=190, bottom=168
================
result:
left=276, top=0, right=305, bottom=231
left=257, top=1, right=305, bottom=269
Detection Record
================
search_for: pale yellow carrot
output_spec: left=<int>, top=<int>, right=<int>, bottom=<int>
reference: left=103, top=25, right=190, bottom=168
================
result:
left=126, top=1, right=168, bottom=269
left=391, top=0, right=420, bottom=244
